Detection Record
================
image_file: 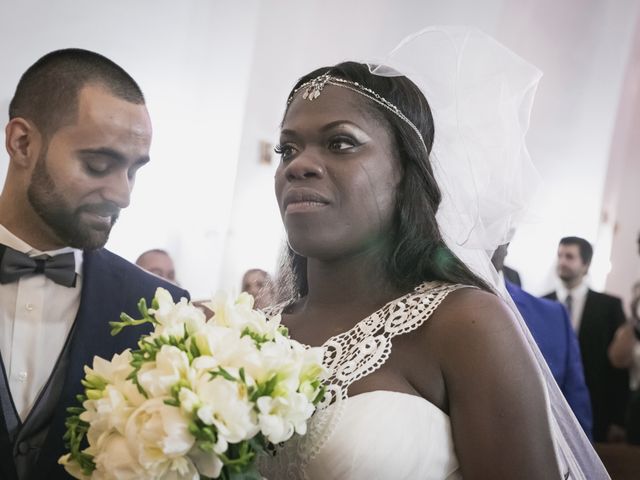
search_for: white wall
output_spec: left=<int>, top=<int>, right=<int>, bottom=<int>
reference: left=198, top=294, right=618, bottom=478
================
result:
left=222, top=0, right=640, bottom=296
left=0, top=0, right=260, bottom=299
left=602, top=12, right=640, bottom=313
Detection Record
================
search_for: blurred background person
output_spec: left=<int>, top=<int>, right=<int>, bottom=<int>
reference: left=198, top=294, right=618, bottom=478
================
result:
left=608, top=280, right=640, bottom=445
left=136, top=248, right=177, bottom=284
left=544, top=236, right=629, bottom=442
left=241, top=268, right=273, bottom=309
left=492, top=244, right=592, bottom=438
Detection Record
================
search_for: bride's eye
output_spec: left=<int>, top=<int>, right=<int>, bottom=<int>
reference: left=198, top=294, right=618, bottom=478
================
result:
left=274, top=143, right=296, bottom=161
left=328, top=136, right=358, bottom=152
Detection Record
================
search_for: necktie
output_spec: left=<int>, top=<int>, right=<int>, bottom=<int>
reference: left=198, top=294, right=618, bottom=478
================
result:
left=565, top=294, right=573, bottom=317
left=0, top=244, right=77, bottom=287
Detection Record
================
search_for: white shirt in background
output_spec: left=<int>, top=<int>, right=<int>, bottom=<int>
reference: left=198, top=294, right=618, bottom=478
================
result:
left=0, top=225, right=83, bottom=420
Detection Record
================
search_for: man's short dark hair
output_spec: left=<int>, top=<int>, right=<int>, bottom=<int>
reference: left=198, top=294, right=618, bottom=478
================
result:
left=560, top=236, right=593, bottom=265
left=9, top=48, right=145, bottom=138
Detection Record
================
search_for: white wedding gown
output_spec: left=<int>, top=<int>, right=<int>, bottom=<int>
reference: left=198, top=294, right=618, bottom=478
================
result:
left=258, top=282, right=463, bottom=480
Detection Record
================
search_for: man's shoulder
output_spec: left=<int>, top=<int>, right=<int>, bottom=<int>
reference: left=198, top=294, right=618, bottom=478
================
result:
left=541, top=290, right=557, bottom=300
left=508, top=283, right=564, bottom=319
left=587, top=289, right=622, bottom=305
left=85, top=248, right=188, bottom=299
left=586, top=290, right=624, bottom=315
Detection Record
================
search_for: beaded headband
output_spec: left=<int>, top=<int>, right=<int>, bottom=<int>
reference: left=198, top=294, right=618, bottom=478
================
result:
left=287, top=73, right=427, bottom=152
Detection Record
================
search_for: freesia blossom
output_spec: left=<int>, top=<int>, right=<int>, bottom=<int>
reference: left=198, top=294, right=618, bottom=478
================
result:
left=256, top=392, right=315, bottom=444
left=83, top=350, right=135, bottom=396
left=193, top=369, right=259, bottom=451
left=59, top=454, right=91, bottom=480
left=137, top=345, right=190, bottom=398
left=91, top=433, right=149, bottom=480
left=188, top=446, right=224, bottom=479
left=201, top=291, right=259, bottom=330
left=81, top=384, right=141, bottom=450
left=149, top=289, right=205, bottom=340
left=125, top=398, right=196, bottom=477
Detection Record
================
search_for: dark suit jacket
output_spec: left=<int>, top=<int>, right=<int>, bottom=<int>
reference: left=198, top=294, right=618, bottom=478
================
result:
left=543, top=288, right=629, bottom=442
left=0, top=248, right=189, bottom=480
left=506, top=281, right=592, bottom=438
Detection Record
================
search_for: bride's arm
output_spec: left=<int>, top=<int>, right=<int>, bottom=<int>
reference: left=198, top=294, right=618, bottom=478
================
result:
left=435, top=288, right=562, bottom=480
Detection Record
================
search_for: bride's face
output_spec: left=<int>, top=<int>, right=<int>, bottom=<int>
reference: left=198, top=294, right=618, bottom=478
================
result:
left=275, top=85, right=402, bottom=261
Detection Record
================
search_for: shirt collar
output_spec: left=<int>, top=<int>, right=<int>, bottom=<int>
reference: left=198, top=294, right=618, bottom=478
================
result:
left=0, top=224, right=84, bottom=276
left=557, top=279, right=589, bottom=302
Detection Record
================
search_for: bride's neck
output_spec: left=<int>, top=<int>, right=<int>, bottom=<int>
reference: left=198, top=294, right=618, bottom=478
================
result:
left=300, top=254, right=405, bottom=312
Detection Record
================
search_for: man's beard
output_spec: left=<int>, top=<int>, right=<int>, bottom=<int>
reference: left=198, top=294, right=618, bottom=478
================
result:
left=558, top=267, right=579, bottom=284
left=27, top=152, right=120, bottom=250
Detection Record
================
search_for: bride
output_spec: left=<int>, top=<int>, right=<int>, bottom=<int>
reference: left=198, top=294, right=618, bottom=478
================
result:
left=259, top=27, right=607, bottom=479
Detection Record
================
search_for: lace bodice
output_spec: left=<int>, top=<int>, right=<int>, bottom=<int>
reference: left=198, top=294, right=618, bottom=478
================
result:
left=258, top=282, right=464, bottom=480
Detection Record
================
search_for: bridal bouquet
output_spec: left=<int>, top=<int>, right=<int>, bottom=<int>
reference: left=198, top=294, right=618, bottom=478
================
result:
left=58, top=288, right=326, bottom=479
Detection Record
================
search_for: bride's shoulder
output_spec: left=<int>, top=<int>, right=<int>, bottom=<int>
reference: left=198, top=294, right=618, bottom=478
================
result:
left=422, top=284, right=524, bottom=352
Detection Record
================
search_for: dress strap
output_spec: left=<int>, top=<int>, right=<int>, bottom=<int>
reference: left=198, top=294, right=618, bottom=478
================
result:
left=322, top=281, right=466, bottom=399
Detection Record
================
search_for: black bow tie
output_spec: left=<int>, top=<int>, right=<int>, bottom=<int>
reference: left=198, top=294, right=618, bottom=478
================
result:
left=0, top=244, right=77, bottom=287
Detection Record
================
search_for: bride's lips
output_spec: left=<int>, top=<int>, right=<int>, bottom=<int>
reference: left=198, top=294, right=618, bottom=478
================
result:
left=283, top=189, right=330, bottom=214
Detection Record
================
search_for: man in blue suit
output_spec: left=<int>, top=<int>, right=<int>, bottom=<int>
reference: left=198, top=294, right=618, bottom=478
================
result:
left=0, top=49, right=189, bottom=479
left=492, top=245, right=592, bottom=438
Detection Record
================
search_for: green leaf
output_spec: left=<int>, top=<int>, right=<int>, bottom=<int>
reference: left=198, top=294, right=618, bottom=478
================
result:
left=211, top=367, right=238, bottom=383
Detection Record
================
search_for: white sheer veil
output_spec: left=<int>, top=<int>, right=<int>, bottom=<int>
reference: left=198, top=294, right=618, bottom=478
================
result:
left=370, top=26, right=608, bottom=479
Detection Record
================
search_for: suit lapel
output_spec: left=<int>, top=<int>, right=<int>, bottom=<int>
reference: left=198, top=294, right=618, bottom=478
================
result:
left=35, top=249, right=128, bottom=474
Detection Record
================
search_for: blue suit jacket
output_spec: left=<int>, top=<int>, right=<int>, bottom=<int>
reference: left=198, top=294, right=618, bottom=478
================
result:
left=505, top=281, right=593, bottom=439
left=0, top=248, right=189, bottom=480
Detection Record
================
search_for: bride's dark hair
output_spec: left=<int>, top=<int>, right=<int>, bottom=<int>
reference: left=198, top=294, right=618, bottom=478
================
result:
left=276, top=61, right=491, bottom=300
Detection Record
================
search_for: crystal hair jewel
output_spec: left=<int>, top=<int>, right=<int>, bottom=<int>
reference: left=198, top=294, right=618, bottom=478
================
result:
left=288, top=73, right=427, bottom=152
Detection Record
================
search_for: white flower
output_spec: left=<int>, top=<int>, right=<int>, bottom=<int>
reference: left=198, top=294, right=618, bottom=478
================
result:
left=81, top=384, right=140, bottom=450
left=125, top=398, right=196, bottom=477
left=83, top=350, right=135, bottom=398
left=137, top=345, right=190, bottom=398
left=79, top=351, right=146, bottom=453
left=91, top=433, right=149, bottom=480
left=58, top=454, right=91, bottom=480
left=256, top=393, right=315, bottom=444
left=193, top=370, right=259, bottom=452
left=188, top=447, right=224, bottom=479
left=297, top=346, right=327, bottom=402
left=149, top=288, right=205, bottom=340
left=178, top=387, right=200, bottom=414
left=243, top=312, right=284, bottom=341
left=202, top=291, right=259, bottom=330
left=251, top=335, right=302, bottom=394
left=190, top=324, right=240, bottom=358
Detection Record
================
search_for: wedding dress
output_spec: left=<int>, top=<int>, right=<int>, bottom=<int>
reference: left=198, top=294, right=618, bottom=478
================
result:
left=258, top=282, right=463, bottom=480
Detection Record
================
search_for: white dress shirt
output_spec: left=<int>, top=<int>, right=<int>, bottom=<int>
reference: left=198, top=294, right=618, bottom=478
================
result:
left=0, top=225, right=83, bottom=420
left=556, top=281, right=589, bottom=332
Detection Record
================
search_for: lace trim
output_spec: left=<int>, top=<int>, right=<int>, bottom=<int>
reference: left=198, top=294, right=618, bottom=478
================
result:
left=260, top=281, right=465, bottom=479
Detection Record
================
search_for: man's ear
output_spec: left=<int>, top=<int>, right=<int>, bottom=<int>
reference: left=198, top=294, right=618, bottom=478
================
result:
left=5, top=117, right=42, bottom=169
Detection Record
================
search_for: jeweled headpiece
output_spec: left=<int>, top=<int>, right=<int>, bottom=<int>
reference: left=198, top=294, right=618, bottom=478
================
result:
left=288, top=73, right=427, bottom=152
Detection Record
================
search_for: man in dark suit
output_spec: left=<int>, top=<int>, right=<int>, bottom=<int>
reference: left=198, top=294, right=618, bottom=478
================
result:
left=0, top=49, right=189, bottom=479
left=543, top=236, right=628, bottom=442
left=492, top=245, right=592, bottom=438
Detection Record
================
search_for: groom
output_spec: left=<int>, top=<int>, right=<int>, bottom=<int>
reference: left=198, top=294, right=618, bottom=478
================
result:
left=0, top=49, right=188, bottom=479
